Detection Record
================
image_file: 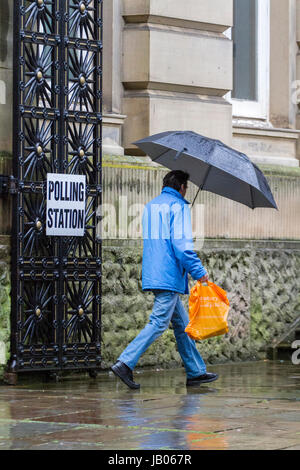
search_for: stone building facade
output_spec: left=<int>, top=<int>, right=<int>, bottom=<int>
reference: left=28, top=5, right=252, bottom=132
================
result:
left=0, top=1, right=300, bottom=374
left=103, top=0, right=300, bottom=168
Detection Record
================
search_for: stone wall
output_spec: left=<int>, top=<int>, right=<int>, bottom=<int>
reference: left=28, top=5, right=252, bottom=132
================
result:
left=101, top=240, right=300, bottom=369
left=0, top=241, right=10, bottom=374
left=0, top=237, right=299, bottom=376
left=122, top=0, right=233, bottom=155
left=102, top=156, right=300, bottom=240
left=100, top=0, right=300, bottom=167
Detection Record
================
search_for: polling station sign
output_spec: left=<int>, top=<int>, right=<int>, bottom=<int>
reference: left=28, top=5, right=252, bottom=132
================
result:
left=46, top=173, right=86, bottom=237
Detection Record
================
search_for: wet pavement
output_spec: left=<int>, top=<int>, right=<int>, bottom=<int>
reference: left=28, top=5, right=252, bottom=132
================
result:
left=0, top=361, right=300, bottom=450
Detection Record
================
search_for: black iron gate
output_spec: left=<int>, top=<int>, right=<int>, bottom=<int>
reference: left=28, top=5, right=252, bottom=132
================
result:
left=6, top=0, right=103, bottom=382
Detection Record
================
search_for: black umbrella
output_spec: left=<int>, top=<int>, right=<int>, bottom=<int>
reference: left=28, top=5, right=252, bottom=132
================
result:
left=134, top=131, right=278, bottom=210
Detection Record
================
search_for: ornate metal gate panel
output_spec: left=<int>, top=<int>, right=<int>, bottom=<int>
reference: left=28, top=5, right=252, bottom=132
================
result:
left=8, top=0, right=103, bottom=377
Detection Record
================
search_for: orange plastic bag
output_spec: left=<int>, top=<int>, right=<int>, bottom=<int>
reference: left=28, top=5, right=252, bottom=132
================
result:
left=185, top=281, right=230, bottom=340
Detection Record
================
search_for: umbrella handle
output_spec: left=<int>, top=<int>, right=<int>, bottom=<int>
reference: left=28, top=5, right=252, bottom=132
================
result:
left=191, top=187, right=201, bottom=208
left=191, top=165, right=212, bottom=208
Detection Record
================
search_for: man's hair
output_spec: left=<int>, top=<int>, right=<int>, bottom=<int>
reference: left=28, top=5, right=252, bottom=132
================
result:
left=162, top=170, right=190, bottom=192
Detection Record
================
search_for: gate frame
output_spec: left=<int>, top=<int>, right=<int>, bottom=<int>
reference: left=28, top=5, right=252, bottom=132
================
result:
left=4, top=0, right=103, bottom=385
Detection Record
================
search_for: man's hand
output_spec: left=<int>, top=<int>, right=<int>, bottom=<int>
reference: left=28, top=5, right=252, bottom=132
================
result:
left=198, top=273, right=209, bottom=283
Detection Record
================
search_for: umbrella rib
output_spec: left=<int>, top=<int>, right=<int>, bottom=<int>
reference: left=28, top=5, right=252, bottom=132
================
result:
left=201, top=165, right=212, bottom=190
left=152, top=148, right=173, bottom=162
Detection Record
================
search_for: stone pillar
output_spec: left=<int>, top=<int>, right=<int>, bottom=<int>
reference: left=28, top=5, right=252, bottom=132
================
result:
left=0, top=0, right=12, bottom=370
left=0, top=0, right=13, bottom=157
left=0, top=0, right=13, bottom=235
left=122, top=0, right=233, bottom=155
left=103, top=0, right=126, bottom=156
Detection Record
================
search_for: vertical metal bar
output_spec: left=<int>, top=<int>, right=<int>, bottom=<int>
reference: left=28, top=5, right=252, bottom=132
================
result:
left=9, top=0, right=22, bottom=374
left=94, top=0, right=100, bottom=347
left=58, top=0, right=66, bottom=369
left=99, top=0, right=103, bottom=361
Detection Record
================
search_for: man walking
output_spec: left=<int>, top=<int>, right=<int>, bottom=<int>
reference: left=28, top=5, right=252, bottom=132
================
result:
left=111, top=170, right=218, bottom=389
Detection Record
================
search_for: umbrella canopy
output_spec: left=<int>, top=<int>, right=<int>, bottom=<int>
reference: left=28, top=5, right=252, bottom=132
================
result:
left=134, top=131, right=278, bottom=210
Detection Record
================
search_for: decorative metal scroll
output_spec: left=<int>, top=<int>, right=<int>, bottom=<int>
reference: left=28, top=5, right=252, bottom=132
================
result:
left=9, top=0, right=102, bottom=374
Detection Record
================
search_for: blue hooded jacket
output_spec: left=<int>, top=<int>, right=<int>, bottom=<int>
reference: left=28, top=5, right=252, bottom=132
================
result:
left=142, top=187, right=207, bottom=294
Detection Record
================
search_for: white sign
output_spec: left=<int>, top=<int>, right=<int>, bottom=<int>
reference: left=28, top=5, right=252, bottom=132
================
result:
left=46, top=173, right=86, bottom=237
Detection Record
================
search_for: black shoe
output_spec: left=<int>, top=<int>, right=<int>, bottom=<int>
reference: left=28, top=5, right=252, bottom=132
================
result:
left=186, top=373, right=219, bottom=387
left=111, top=361, right=140, bottom=390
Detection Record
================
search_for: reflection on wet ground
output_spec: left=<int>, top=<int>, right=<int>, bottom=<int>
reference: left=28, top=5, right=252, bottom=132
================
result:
left=0, top=361, right=300, bottom=450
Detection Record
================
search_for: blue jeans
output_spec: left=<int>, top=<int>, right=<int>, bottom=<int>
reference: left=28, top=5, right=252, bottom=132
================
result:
left=118, top=290, right=207, bottom=379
